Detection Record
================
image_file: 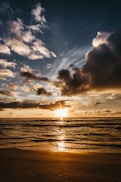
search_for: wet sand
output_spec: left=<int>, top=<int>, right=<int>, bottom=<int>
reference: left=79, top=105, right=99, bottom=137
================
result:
left=0, top=148, right=121, bottom=182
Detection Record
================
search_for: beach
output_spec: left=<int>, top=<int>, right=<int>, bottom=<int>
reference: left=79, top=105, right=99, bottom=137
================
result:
left=0, top=149, right=121, bottom=182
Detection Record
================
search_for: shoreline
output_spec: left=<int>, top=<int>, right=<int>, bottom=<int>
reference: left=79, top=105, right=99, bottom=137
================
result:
left=0, top=148, right=121, bottom=182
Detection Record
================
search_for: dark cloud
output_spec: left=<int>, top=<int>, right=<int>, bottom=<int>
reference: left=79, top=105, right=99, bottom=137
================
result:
left=20, top=66, right=50, bottom=82
left=56, top=66, right=88, bottom=95
left=36, top=87, right=52, bottom=96
left=56, top=30, right=121, bottom=96
left=20, top=71, right=49, bottom=82
left=0, top=100, right=70, bottom=110
left=93, top=102, right=101, bottom=106
left=57, top=67, right=88, bottom=95
left=0, top=101, right=38, bottom=109
left=0, top=90, right=13, bottom=96
left=33, top=83, right=52, bottom=96
left=39, top=100, right=70, bottom=110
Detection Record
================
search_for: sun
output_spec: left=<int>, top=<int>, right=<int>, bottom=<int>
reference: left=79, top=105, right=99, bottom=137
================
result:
left=55, top=108, right=68, bottom=119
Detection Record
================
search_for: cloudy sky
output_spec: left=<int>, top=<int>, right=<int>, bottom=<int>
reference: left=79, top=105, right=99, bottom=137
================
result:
left=0, top=0, right=121, bottom=118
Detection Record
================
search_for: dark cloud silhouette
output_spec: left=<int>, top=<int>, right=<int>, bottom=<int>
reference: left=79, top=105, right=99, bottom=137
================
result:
left=56, top=30, right=121, bottom=96
left=0, top=100, right=70, bottom=110
left=33, top=83, right=52, bottom=96
left=93, top=102, right=101, bottom=106
left=57, top=67, right=88, bottom=95
left=0, top=90, right=13, bottom=96
left=36, top=87, right=52, bottom=96
left=20, top=66, right=50, bottom=82
left=39, top=100, right=70, bottom=110
left=20, top=71, right=49, bottom=82
left=0, top=101, right=38, bottom=109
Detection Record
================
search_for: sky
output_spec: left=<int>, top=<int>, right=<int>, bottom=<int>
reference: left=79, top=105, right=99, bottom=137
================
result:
left=1, top=0, right=121, bottom=118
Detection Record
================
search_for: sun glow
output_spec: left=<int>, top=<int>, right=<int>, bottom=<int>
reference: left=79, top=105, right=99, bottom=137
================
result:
left=55, top=108, right=68, bottom=119
left=58, top=141, right=65, bottom=151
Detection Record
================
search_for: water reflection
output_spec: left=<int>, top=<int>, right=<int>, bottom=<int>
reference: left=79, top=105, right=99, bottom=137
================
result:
left=58, top=141, right=65, bottom=151
left=56, top=120, right=66, bottom=152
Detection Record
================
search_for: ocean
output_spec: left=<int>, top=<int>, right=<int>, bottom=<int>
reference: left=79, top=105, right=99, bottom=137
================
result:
left=0, top=117, right=121, bottom=153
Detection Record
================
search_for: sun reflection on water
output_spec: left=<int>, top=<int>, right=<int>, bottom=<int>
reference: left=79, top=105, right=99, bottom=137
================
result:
left=57, top=141, right=65, bottom=151
left=56, top=121, right=66, bottom=152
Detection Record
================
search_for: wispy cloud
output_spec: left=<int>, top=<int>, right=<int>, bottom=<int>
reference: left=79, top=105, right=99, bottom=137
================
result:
left=48, top=47, right=89, bottom=79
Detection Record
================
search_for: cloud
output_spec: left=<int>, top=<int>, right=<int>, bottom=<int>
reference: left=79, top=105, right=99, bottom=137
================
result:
left=7, top=19, right=34, bottom=42
left=30, top=39, right=56, bottom=59
left=0, top=44, right=11, bottom=55
left=36, top=87, right=52, bottom=96
left=27, top=24, right=41, bottom=32
left=92, top=32, right=111, bottom=47
left=0, top=100, right=70, bottom=110
left=56, top=30, right=121, bottom=96
left=47, top=63, right=52, bottom=69
left=21, top=31, right=35, bottom=43
left=33, top=83, right=52, bottom=96
left=21, top=85, right=31, bottom=92
left=5, top=18, right=56, bottom=59
left=0, top=69, right=15, bottom=80
left=39, top=100, right=70, bottom=110
left=5, top=37, right=31, bottom=57
left=0, top=90, right=13, bottom=96
left=7, top=18, right=23, bottom=37
left=56, top=66, right=88, bottom=95
left=9, top=83, right=18, bottom=90
left=31, top=3, right=46, bottom=24
left=0, top=59, right=17, bottom=68
left=0, top=2, right=56, bottom=60
left=0, top=59, right=16, bottom=80
left=0, top=101, right=39, bottom=109
left=84, top=30, right=121, bottom=89
left=20, top=65, right=50, bottom=82
left=48, top=47, right=87, bottom=79
left=93, top=101, right=101, bottom=106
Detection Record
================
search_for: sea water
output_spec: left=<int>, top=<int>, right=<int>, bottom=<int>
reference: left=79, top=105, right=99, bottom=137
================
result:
left=0, top=117, right=121, bottom=153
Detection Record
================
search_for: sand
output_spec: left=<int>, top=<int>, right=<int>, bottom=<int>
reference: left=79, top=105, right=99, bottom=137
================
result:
left=0, top=149, right=121, bottom=182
